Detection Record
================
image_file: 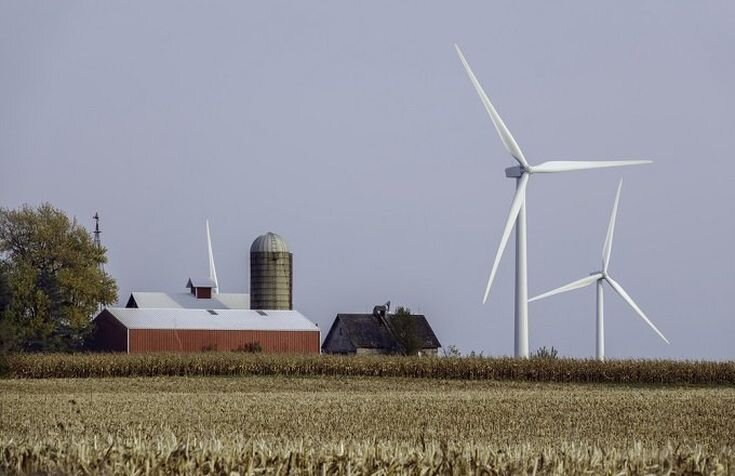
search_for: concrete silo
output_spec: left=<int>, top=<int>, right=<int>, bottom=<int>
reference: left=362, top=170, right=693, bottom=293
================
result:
left=250, top=232, right=292, bottom=310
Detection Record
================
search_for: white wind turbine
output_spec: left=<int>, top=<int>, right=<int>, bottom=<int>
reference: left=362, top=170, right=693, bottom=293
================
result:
left=529, top=179, right=669, bottom=360
left=206, top=219, right=219, bottom=294
left=454, top=45, right=652, bottom=358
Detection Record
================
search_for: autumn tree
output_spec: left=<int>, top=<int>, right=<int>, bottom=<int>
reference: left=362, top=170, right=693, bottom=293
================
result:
left=389, top=306, right=423, bottom=356
left=0, top=204, right=117, bottom=351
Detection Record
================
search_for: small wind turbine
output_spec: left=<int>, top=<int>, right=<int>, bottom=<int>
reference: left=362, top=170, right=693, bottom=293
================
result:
left=529, top=179, right=669, bottom=360
left=206, top=219, right=219, bottom=294
left=454, top=44, right=652, bottom=358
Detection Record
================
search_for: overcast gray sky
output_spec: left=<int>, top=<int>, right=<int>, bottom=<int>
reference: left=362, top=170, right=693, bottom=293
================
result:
left=2, top=2, right=733, bottom=360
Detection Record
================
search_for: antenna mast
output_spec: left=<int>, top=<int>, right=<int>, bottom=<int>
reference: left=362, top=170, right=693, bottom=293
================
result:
left=93, top=212, right=105, bottom=273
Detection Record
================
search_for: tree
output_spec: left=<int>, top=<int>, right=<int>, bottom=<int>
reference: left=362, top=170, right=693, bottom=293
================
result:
left=442, top=344, right=461, bottom=357
left=389, top=306, right=423, bottom=356
left=0, top=263, right=14, bottom=354
left=0, top=204, right=118, bottom=351
left=531, top=346, right=559, bottom=360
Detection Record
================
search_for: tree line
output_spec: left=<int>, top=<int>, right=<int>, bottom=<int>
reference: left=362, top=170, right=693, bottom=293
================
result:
left=0, top=204, right=117, bottom=352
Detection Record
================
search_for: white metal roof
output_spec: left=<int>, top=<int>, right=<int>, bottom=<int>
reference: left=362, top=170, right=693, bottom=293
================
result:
left=129, top=292, right=249, bottom=310
left=101, top=307, right=319, bottom=332
left=186, top=277, right=217, bottom=289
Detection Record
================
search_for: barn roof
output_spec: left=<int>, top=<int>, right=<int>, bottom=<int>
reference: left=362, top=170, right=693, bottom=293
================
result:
left=322, top=313, right=441, bottom=352
left=97, top=307, right=319, bottom=332
left=126, top=292, right=249, bottom=310
left=335, top=314, right=400, bottom=351
left=186, top=278, right=217, bottom=289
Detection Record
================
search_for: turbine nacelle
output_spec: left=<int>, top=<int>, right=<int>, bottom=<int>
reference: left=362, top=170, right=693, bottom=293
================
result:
left=506, top=161, right=653, bottom=179
left=505, top=166, right=525, bottom=178
left=505, top=164, right=579, bottom=178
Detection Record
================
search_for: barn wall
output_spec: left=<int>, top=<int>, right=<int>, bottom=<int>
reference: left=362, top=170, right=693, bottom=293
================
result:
left=355, top=348, right=387, bottom=355
left=321, top=319, right=357, bottom=354
left=194, top=287, right=212, bottom=299
left=91, top=311, right=128, bottom=352
left=128, top=329, right=320, bottom=354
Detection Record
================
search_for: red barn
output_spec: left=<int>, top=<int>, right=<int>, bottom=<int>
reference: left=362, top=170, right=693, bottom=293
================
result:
left=92, top=307, right=320, bottom=353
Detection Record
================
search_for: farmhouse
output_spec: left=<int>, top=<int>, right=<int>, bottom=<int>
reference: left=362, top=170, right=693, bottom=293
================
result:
left=93, top=230, right=320, bottom=354
left=321, top=304, right=441, bottom=355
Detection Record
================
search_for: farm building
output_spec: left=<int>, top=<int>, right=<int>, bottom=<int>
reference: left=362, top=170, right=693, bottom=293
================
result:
left=92, top=308, right=320, bottom=353
left=125, top=279, right=249, bottom=310
left=93, top=230, right=320, bottom=353
left=321, top=304, right=441, bottom=355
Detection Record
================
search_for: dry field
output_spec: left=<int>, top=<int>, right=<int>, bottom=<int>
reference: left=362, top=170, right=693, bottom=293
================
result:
left=1, top=376, right=734, bottom=474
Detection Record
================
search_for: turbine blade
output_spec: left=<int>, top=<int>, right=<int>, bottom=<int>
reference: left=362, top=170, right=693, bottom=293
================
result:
left=483, top=174, right=529, bottom=304
left=529, top=273, right=603, bottom=303
left=531, top=160, right=652, bottom=173
left=206, top=219, right=219, bottom=293
left=454, top=44, right=529, bottom=168
left=602, top=179, right=623, bottom=271
left=605, top=275, right=669, bottom=344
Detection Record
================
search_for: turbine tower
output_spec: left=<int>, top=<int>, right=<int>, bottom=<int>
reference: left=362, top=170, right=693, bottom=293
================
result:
left=454, top=45, right=652, bottom=358
left=206, top=219, right=219, bottom=294
left=529, top=179, right=669, bottom=360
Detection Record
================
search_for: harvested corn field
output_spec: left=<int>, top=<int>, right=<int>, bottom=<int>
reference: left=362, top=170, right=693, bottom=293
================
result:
left=1, top=376, right=734, bottom=474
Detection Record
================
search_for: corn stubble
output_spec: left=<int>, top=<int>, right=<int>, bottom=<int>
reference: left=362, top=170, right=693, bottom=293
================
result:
left=2, top=437, right=732, bottom=475
left=1, top=376, right=733, bottom=475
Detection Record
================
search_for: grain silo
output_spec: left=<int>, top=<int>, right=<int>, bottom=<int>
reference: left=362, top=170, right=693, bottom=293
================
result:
left=250, top=232, right=292, bottom=310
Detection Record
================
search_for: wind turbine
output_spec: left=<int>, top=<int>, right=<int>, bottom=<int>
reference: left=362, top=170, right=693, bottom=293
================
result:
left=206, top=219, right=219, bottom=294
left=454, top=45, right=652, bottom=358
left=529, top=179, right=669, bottom=360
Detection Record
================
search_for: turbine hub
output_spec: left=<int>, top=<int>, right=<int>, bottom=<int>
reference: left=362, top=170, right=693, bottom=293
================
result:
left=505, top=165, right=525, bottom=178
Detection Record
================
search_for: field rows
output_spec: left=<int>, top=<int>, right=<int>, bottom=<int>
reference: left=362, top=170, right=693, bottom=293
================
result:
left=1, top=376, right=734, bottom=474
left=2, top=437, right=732, bottom=475
left=4, top=352, right=735, bottom=384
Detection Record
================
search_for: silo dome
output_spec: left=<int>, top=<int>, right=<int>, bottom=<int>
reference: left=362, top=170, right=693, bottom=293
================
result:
left=250, top=232, right=289, bottom=253
left=250, top=232, right=293, bottom=310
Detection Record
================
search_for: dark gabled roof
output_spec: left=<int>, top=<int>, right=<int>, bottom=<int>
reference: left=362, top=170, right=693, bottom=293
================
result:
left=125, top=294, right=138, bottom=308
left=321, top=312, right=441, bottom=353
left=337, top=313, right=401, bottom=351
left=388, top=314, right=441, bottom=349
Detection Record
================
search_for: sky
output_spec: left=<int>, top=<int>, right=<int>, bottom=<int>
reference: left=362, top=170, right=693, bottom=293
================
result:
left=1, top=2, right=733, bottom=360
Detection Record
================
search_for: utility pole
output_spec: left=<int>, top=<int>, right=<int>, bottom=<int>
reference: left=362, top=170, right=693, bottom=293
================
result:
left=93, top=212, right=104, bottom=273
left=92, top=212, right=106, bottom=313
